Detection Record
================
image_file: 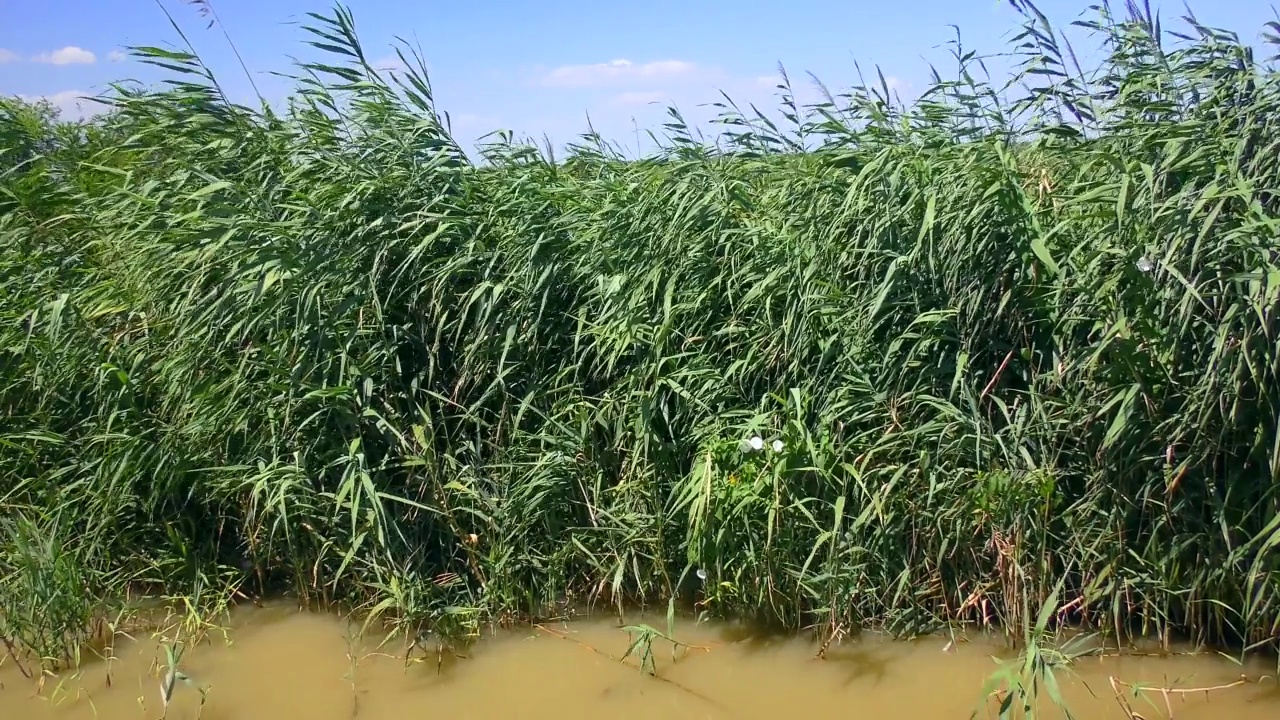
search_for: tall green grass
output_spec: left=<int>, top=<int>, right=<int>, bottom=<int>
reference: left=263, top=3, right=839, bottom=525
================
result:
left=2, top=0, right=1278, bottom=672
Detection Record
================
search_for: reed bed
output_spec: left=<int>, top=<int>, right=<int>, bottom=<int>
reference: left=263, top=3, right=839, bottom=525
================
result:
left=2, top=0, right=1278, bottom=673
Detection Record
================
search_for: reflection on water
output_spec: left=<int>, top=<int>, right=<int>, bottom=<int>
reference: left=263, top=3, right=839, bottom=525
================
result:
left=2, top=603, right=1276, bottom=719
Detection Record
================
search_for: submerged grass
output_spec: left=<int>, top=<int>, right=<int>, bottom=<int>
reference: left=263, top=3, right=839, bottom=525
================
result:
left=2, top=0, right=1279, bottom=699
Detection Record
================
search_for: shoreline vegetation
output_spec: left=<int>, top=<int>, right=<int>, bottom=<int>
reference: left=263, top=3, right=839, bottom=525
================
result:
left=3, top=0, right=1279, bottom=714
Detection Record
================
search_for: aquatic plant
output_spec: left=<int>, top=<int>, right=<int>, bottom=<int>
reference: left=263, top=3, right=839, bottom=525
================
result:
left=156, top=641, right=209, bottom=719
left=2, top=0, right=1279, bottom=685
left=975, top=580, right=1099, bottom=718
left=0, top=511, right=105, bottom=673
left=619, top=599, right=704, bottom=675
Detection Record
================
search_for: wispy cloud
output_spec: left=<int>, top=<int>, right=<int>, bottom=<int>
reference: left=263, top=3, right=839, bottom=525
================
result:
left=0, top=48, right=18, bottom=64
left=539, top=58, right=700, bottom=88
left=370, top=54, right=405, bottom=72
left=755, top=74, right=783, bottom=88
left=107, top=50, right=126, bottom=62
left=32, top=46, right=96, bottom=65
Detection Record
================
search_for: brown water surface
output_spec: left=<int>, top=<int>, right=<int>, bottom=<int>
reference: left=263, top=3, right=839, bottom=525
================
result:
left=2, top=604, right=1277, bottom=719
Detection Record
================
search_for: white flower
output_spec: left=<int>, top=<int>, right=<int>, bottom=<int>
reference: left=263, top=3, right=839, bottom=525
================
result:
left=738, top=439, right=753, bottom=453
left=771, top=439, right=784, bottom=453
left=748, top=436, right=764, bottom=452
left=1136, top=256, right=1154, bottom=273
left=695, top=568, right=707, bottom=581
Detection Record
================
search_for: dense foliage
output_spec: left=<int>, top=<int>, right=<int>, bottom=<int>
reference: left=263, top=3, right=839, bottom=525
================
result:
left=2, top=1, right=1278, bottom=667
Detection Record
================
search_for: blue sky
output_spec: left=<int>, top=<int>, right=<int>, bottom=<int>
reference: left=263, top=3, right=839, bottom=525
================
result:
left=1, top=0, right=1274, bottom=154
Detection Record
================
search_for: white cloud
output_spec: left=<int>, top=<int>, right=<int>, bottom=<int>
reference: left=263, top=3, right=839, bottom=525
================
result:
left=539, top=58, right=699, bottom=88
left=107, top=50, right=126, bottom=62
left=614, top=90, right=669, bottom=106
left=0, top=48, right=18, bottom=64
left=32, top=46, right=96, bottom=65
left=884, top=76, right=912, bottom=94
left=17, top=90, right=102, bottom=121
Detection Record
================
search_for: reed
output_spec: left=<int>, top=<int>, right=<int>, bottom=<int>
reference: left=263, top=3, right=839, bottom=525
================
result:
left=156, top=640, right=208, bottom=719
left=2, top=0, right=1278, bottom=690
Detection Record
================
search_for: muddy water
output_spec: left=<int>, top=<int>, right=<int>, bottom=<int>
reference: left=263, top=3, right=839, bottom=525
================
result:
left=2, top=605, right=1277, bottom=719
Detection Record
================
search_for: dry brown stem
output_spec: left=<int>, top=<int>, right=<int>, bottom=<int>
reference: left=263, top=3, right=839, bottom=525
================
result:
left=1109, top=673, right=1247, bottom=719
